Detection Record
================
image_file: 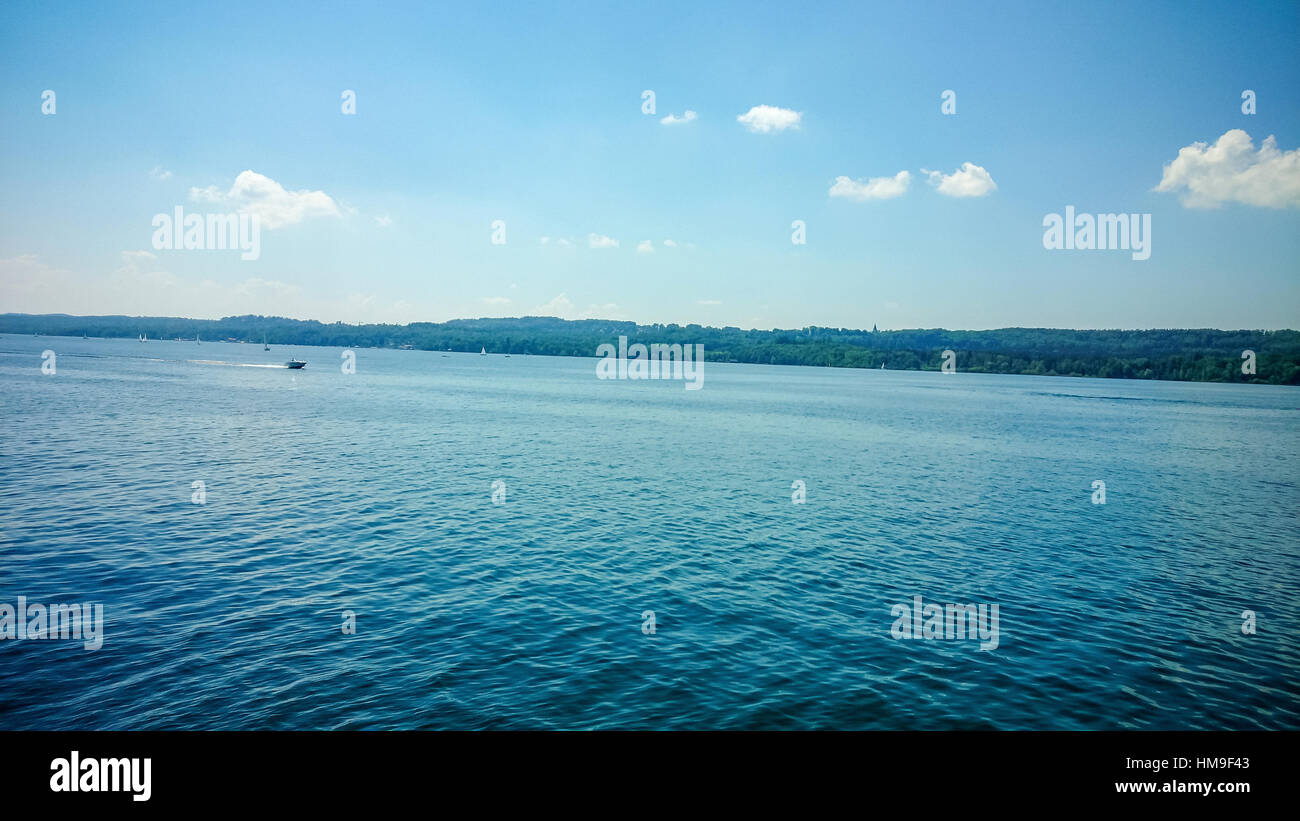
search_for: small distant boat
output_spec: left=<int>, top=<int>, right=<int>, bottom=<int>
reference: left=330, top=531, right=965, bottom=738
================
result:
left=139, top=333, right=146, bottom=342
left=286, top=359, right=307, bottom=369
left=263, top=335, right=270, bottom=352
left=480, top=347, right=487, bottom=356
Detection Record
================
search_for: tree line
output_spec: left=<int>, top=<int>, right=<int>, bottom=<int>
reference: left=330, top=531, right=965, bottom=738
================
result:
left=3, top=313, right=1296, bottom=384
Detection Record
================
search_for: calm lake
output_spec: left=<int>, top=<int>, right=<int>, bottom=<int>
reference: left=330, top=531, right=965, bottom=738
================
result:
left=1, top=334, right=1297, bottom=729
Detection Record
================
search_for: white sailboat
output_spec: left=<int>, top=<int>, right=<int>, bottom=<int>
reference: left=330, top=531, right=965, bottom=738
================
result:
left=480, top=347, right=487, bottom=356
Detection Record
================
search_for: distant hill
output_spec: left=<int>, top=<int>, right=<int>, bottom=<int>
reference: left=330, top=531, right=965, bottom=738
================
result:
left=3, top=313, right=1296, bottom=384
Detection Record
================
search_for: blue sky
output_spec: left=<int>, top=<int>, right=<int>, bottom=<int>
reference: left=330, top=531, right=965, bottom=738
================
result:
left=1, top=0, right=1297, bottom=329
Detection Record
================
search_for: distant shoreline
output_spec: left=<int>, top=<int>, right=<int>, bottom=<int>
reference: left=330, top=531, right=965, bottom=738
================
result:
left=3, top=313, right=1297, bottom=385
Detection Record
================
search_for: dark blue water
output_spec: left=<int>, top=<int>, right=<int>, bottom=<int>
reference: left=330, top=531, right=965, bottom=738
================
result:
left=1, top=335, right=1297, bottom=729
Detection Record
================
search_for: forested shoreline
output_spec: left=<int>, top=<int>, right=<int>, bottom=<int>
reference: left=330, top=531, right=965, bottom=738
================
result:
left=4, top=313, right=1297, bottom=384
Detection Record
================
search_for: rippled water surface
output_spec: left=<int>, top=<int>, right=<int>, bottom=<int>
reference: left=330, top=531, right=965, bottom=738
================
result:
left=1, top=335, right=1297, bottom=729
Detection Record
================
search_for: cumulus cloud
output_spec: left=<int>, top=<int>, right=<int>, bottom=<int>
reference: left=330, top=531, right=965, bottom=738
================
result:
left=1155, top=129, right=1300, bottom=208
left=585, top=303, right=622, bottom=319
left=588, top=233, right=619, bottom=249
left=112, top=251, right=179, bottom=291
left=233, top=277, right=302, bottom=300
left=0, top=252, right=428, bottom=323
left=828, top=171, right=911, bottom=201
left=374, top=215, right=392, bottom=227
left=535, top=293, right=622, bottom=320
left=189, top=170, right=341, bottom=229
left=636, top=240, right=654, bottom=254
left=149, top=166, right=172, bottom=181
left=663, top=239, right=677, bottom=247
left=922, top=162, right=997, bottom=197
left=660, top=110, right=697, bottom=125
left=536, top=293, right=576, bottom=316
left=737, top=105, right=802, bottom=134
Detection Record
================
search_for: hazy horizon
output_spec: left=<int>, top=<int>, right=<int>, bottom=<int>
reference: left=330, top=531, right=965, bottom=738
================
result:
left=4, top=309, right=1299, bottom=335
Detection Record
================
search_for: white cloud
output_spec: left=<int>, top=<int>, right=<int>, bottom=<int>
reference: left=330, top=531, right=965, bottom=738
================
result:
left=234, top=277, right=302, bottom=300
left=149, top=166, right=172, bottom=181
left=922, top=162, right=997, bottom=198
left=828, top=171, right=911, bottom=201
left=586, top=304, right=621, bottom=319
left=0, top=252, right=426, bottom=324
left=539, top=236, right=550, bottom=245
left=660, top=110, right=697, bottom=126
left=588, top=233, right=619, bottom=249
left=1155, top=129, right=1300, bottom=208
left=112, top=251, right=178, bottom=291
left=189, top=170, right=341, bottom=229
left=536, top=293, right=575, bottom=316
left=535, top=292, right=622, bottom=320
left=737, top=105, right=802, bottom=134
left=697, top=299, right=721, bottom=305
left=374, top=215, right=392, bottom=227
left=482, top=296, right=511, bottom=305
left=663, top=239, right=677, bottom=247
left=636, top=240, right=654, bottom=254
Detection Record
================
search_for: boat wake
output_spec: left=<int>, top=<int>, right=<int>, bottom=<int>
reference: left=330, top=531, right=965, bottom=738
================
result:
left=188, top=360, right=287, bottom=368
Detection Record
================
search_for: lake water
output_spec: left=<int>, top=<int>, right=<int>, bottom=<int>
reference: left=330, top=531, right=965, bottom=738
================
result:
left=1, top=334, right=1297, bottom=729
